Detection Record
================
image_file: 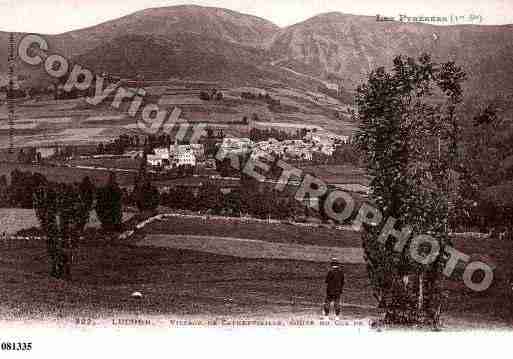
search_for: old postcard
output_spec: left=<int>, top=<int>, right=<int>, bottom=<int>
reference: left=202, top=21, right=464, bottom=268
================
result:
left=0, top=0, right=512, bottom=357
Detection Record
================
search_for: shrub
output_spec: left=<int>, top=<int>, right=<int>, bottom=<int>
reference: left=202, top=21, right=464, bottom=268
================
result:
left=199, top=91, right=211, bottom=101
left=134, top=180, right=160, bottom=212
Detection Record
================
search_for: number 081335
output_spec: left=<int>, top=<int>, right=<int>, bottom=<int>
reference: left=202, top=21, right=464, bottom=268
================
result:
left=1, top=342, right=33, bottom=351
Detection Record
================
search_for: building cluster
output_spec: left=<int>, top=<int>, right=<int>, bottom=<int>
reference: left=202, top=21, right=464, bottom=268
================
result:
left=147, top=143, right=205, bottom=168
left=253, top=133, right=350, bottom=161
left=217, top=137, right=253, bottom=157
left=219, top=133, right=350, bottom=162
left=146, top=131, right=350, bottom=169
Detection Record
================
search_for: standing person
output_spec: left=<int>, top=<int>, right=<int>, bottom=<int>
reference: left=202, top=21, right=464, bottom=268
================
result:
left=323, top=259, right=345, bottom=320
left=508, top=274, right=513, bottom=323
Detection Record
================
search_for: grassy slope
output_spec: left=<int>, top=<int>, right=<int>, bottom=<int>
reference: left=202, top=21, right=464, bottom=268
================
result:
left=0, top=208, right=135, bottom=235
left=444, top=237, right=513, bottom=323
left=0, top=162, right=135, bottom=187
left=0, top=212, right=511, bottom=327
left=143, top=216, right=362, bottom=248
left=0, top=239, right=372, bottom=320
left=299, top=165, right=371, bottom=185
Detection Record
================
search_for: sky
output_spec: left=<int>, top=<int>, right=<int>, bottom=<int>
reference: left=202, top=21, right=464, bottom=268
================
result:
left=0, top=0, right=512, bottom=33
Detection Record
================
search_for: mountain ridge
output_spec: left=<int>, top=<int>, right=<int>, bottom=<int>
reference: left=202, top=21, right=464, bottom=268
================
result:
left=1, top=5, right=512, bottom=106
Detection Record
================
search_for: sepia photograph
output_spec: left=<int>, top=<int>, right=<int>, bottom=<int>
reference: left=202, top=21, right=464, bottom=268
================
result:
left=0, top=0, right=512, bottom=356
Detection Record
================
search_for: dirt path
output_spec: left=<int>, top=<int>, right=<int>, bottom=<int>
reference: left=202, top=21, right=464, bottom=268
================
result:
left=137, top=234, right=365, bottom=263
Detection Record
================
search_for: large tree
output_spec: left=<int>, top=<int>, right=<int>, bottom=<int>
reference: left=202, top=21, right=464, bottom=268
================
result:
left=0, top=175, right=9, bottom=207
left=354, top=54, right=466, bottom=326
left=132, top=162, right=160, bottom=213
left=134, top=179, right=160, bottom=213
left=95, top=173, right=123, bottom=233
left=33, top=182, right=93, bottom=279
left=197, top=182, right=223, bottom=214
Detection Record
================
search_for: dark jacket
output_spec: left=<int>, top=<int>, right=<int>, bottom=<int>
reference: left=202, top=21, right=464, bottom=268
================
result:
left=325, top=266, right=345, bottom=296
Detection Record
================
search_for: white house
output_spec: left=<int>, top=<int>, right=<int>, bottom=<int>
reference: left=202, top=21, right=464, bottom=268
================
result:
left=36, top=147, right=57, bottom=159
left=177, top=151, right=196, bottom=167
left=169, top=144, right=191, bottom=157
left=147, top=154, right=164, bottom=167
left=189, top=143, right=205, bottom=158
left=324, top=82, right=340, bottom=92
left=221, top=138, right=253, bottom=153
left=301, top=150, right=313, bottom=161
left=146, top=147, right=172, bottom=167
left=170, top=144, right=205, bottom=159
left=154, top=147, right=170, bottom=160
left=320, top=145, right=335, bottom=156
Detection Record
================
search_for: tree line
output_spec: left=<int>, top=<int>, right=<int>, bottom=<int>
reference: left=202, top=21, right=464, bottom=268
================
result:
left=240, top=91, right=280, bottom=106
left=249, top=127, right=306, bottom=142
left=0, top=168, right=163, bottom=279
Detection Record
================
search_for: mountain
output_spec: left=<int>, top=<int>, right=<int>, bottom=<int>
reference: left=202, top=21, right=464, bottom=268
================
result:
left=1, top=5, right=279, bottom=68
left=2, top=7, right=513, bottom=105
left=73, top=33, right=274, bottom=84
left=50, top=5, right=280, bottom=58
left=1, top=5, right=285, bottom=87
left=269, top=12, right=513, bottom=100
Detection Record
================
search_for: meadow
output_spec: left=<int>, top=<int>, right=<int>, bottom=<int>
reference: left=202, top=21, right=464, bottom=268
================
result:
left=0, top=213, right=510, bottom=329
